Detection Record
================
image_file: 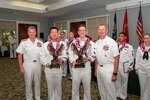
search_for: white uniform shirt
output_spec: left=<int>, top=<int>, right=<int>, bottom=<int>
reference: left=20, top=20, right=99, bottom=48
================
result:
left=119, top=43, right=134, bottom=69
left=16, top=38, right=43, bottom=61
left=68, top=38, right=95, bottom=70
left=60, top=38, right=68, bottom=44
left=135, top=45, right=150, bottom=73
left=95, top=36, right=119, bottom=65
left=8, top=35, right=17, bottom=45
left=40, top=41, right=67, bottom=73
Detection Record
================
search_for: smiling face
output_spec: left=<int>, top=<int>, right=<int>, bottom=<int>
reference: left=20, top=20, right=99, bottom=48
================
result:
left=60, top=32, right=66, bottom=39
left=78, top=26, right=86, bottom=38
left=69, top=32, right=74, bottom=39
left=98, top=25, right=107, bottom=39
left=49, top=28, right=58, bottom=40
left=119, top=33, right=126, bottom=43
left=143, top=34, right=150, bottom=46
left=28, top=26, right=36, bottom=40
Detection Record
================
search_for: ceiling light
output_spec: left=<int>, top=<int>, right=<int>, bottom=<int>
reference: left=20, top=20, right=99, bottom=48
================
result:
left=26, top=0, right=45, bottom=3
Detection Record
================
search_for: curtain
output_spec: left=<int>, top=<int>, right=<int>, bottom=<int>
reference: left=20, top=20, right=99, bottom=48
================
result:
left=87, top=16, right=107, bottom=41
left=0, top=21, right=16, bottom=30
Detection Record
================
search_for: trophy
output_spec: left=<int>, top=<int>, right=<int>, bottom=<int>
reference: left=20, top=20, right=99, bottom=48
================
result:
left=47, top=43, right=64, bottom=69
left=71, top=40, right=89, bottom=68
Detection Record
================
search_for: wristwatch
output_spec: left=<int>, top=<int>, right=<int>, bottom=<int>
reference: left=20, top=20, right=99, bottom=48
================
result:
left=113, top=72, right=118, bottom=76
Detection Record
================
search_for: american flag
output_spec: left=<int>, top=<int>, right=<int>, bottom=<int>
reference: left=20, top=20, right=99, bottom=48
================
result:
left=136, top=4, right=144, bottom=43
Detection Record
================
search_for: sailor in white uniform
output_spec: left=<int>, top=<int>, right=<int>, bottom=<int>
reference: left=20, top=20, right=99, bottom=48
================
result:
left=69, top=25, right=95, bottom=100
left=135, top=33, right=150, bottom=100
left=59, top=31, right=68, bottom=77
left=8, top=31, right=17, bottom=58
left=67, top=31, right=75, bottom=79
left=16, top=26, right=43, bottom=100
left=95, top=24, right=119, bottom=100
left=116, top=32, right=134, bottom=100
left=40, top=27, right=67, bottom=100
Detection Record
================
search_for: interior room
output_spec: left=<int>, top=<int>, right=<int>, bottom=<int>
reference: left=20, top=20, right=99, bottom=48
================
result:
left=0, top=0, right=150, bottom=99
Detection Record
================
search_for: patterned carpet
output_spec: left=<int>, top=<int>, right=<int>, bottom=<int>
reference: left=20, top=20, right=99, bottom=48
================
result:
left=0, top=57, right=140, bottom=100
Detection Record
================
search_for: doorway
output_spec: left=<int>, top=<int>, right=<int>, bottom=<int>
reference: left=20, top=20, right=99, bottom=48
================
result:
left=18, top=23, right=37, bottom=43
left=70, top=21, right=86, bottom=38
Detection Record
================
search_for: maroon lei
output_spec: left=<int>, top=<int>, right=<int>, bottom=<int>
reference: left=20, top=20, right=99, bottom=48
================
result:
left=75, top=37, right=90, bottom=49
left=48, top=38, right=60, bottom=54
left=119, top=42, right=126, bottom=52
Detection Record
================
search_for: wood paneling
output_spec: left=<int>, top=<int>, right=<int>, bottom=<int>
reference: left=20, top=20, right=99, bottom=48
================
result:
left=18, top=24, right=37, bottom=43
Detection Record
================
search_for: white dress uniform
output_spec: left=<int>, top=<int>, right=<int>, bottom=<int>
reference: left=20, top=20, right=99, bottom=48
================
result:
left=116, top=43, right=134, bottom=99
left=135, top=44, right=150, bottom=100
left=16, top=38, right=43, bottom=100
left=8, top=35, right=17, bottom=58
left=40, top=41, right=67, bottom=100
left=69, top=38, right=95, bottom=100
left=60, top=38, right=68, bottom=76
left=67, top=38, right=75, bottom=79
left=95, top=36, right=119, bottom=100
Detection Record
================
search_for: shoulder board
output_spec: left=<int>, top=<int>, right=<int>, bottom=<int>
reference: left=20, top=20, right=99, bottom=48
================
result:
left=21, top=38, right=27, bottom=42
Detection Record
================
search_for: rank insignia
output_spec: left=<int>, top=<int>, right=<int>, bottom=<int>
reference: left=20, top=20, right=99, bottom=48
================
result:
left=103, top=45, right=109, bottom=51
left=37, top=42, right=42, bottom=47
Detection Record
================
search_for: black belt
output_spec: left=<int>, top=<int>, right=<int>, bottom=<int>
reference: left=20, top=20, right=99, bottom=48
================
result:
left=33, top=60, right=37, bottom=62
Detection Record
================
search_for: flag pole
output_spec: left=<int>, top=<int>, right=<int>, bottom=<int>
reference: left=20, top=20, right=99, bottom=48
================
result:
left=136, top=1, right=144, bottom=44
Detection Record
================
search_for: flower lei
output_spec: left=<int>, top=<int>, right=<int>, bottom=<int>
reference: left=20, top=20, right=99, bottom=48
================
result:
left=48, top=38, right=60, bottom=54
left=140, top=43, right=150, bottom=52
left=119, top=42, right=126, bottom=52
left=75, top=37, right=90, bottom=49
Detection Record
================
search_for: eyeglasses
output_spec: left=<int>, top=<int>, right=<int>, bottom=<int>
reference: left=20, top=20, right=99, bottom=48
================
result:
left=78, top=30, right=86, bottom=32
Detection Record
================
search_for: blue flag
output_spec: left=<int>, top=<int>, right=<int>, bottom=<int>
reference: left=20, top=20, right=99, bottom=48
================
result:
left=112, top=12, right=117, bottom=41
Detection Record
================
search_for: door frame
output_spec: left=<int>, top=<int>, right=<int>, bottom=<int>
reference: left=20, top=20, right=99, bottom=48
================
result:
left=16, top=21, right=40, bottom=45
left=68, top=18, right=87, bottom=35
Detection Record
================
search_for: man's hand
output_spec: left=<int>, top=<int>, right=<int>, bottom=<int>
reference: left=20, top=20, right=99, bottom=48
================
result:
left=20, top=66, right=25, bottom=74
left=46, top=63, right=51, bottom=68
left=127, top=68, right=132, bottom=73
left=83, top=57, right=90, bottom=62
left=111, top=74, right=117, bottom=82
left=135, top=69, right=139, bottom=75
left=58, top=59, right=63, bottom=64
left=72, top=61, right=76, bottom=68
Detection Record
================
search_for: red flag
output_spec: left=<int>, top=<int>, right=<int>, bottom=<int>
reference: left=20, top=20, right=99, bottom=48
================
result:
left=136, top=4, right=144, bottom=43
left=123, top=9, right=129, bottom=43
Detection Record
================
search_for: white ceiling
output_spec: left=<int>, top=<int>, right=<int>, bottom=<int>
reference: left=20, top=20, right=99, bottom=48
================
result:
left=0, top=0, right=128, bottom=17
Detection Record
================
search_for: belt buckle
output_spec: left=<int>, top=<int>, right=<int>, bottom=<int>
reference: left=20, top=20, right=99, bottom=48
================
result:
left=100, top=65, right=103, bottom=67
left=33, top=60, right=36, bottom=62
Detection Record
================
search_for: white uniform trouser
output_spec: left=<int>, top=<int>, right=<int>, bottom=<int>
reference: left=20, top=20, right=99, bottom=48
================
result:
left=138, top=70, right=150, bottom=100
left=23, top=60, right=41, bottom=100
left=10, top=44, right=17, bottom=58
left=97, top=64, right=116, bottom=100
left=72, top=68, right=91, bottom=100
left=116, top=67, right=128, bottom=99
left=62, top=61, right=67, bottom=76
left=45, top=71, right=63, bottom=100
